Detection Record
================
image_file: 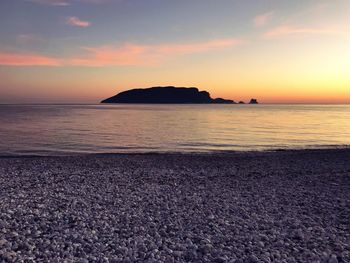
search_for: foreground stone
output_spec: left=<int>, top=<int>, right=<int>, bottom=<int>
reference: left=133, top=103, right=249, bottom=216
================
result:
left=0, top=149, right=349, bottom=262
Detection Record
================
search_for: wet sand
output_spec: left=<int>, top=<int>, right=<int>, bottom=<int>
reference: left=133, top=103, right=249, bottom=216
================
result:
left=0, top=149, right=349, bottom=262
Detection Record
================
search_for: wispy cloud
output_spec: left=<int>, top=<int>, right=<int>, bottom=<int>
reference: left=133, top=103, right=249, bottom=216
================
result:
left=70, top=38, right=244, bottom=66
left=26, top=0, right=71, bottom=6
left=26, top=0, right=110, bottom=5
left=264, top=25, right=344, bottom=38
left=253, top=11, right=274, bottom=28
left=66, top=16, right=91, bottom=27
left=0, top=53, right=61, bottom=66
left=0, top=38, right=243, bottom=67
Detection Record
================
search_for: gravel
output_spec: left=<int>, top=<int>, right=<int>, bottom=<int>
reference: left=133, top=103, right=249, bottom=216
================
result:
left=0, top=149, right=349, bottom=262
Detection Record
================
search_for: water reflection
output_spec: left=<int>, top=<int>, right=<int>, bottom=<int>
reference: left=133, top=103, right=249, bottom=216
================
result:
left=0, top=104, right=349, bottom=155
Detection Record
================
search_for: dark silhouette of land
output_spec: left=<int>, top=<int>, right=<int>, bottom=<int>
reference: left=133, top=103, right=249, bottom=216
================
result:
left=101, top=86, right=235, bottom=104
left=249, top=99, right=258, bottom=104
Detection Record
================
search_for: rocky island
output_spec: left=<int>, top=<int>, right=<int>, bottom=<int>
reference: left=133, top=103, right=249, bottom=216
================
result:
left=101, top=86, right=235, bottom=104
left=249, top=99, right=259, bottom=104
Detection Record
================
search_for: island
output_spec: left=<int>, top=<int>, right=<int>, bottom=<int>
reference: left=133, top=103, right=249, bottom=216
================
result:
left=101, top=86, right=235, bottom=104
left=249, top=99, right=259, bottom=104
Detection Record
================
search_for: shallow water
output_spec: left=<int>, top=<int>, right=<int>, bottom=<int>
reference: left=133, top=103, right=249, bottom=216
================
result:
left=0, top=104, right=349, bottom=156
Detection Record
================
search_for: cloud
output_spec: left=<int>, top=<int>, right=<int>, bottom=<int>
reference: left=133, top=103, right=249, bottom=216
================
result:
left=66, top=16, right=91, bottom=27
left=253, top=11, right=274, bottom=28
left=0, top=53, right=61, bottom=66
left=264, top=25, right=344, bottom=38
left=0, top=38, right=243, bottom=67
left=26, top=0, right=111, bottom=5
left=69, top=38, right=244, bottom=66
left=26, top=0, right=71, bottom=6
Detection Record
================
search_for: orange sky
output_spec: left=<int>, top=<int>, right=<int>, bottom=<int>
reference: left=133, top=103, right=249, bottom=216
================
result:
left=0, top=0, right=349, bottom=103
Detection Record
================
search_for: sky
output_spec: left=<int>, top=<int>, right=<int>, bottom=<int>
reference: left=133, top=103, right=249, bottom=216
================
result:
left=0, top=0, right=349, bottom=103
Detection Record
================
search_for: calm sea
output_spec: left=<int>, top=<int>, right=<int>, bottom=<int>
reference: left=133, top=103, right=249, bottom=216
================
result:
left=0, top=104, right=349, bottom=156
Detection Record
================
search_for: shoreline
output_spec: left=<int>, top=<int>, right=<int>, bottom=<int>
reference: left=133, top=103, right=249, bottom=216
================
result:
left=0, top=148, right=349, bottom=262
left=1, top=146, right=350, bottom=159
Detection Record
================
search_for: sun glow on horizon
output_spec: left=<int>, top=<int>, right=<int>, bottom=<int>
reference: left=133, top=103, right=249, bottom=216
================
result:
left=0, top=0, right=349, bottom=103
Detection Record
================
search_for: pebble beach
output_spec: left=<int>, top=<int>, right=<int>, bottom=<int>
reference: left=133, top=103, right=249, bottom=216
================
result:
left=0, top=149, right=349, bottom=262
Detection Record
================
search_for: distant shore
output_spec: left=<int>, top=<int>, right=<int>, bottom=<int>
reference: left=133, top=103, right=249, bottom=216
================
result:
left=0, top=149, right=349, bottom=262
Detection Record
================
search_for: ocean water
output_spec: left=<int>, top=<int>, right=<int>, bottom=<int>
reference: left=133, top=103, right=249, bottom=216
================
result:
left=0, top=104, right=349, bottom=156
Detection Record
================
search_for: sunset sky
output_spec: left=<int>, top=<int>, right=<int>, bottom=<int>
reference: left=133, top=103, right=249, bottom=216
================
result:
left=0, top=0, right=349, bottom=103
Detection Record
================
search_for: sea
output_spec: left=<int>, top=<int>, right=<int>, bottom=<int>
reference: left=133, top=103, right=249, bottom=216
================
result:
left=0, top=104, right=349, bottom=156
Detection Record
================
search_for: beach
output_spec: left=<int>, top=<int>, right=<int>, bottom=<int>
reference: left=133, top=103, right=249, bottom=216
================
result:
left=0, top=149, right=349, bottom=262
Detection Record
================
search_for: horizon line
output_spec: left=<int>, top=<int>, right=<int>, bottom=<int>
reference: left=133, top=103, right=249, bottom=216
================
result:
left=1, top=102, right=350, bottom=105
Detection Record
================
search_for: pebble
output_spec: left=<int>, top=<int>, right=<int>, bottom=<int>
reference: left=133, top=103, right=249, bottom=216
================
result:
left=328, top=255, right=338, bottom=263
left=0, top=150, right=349, bottom=262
